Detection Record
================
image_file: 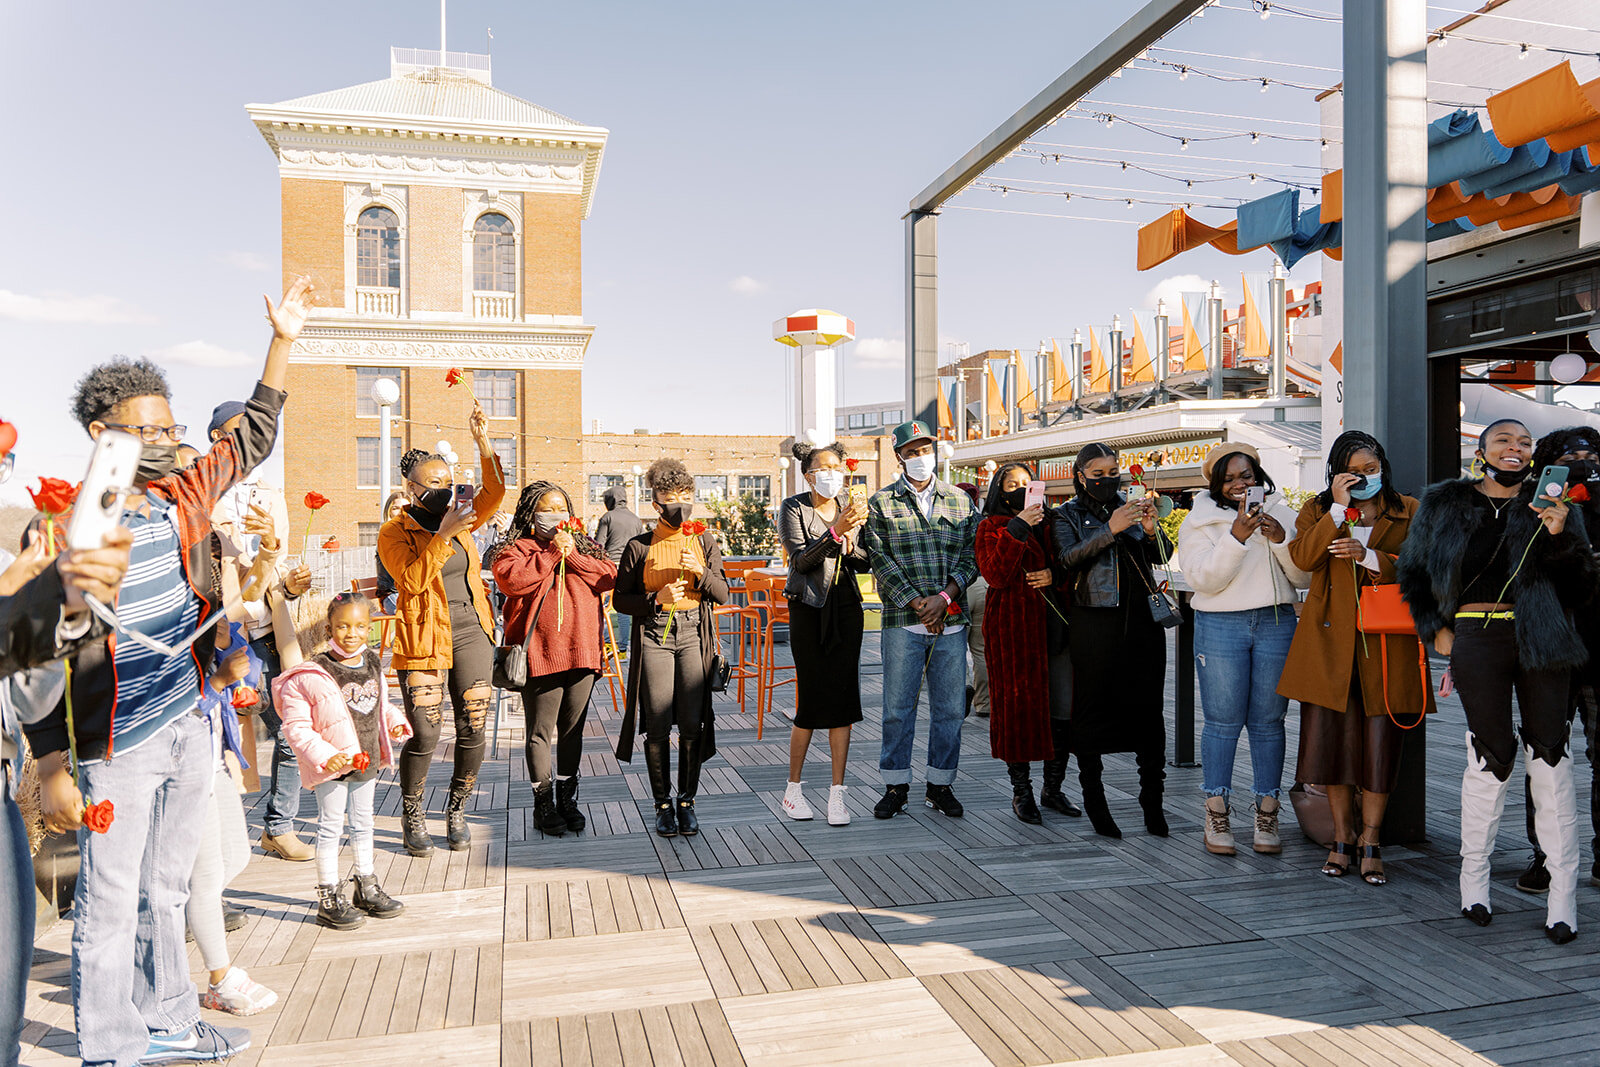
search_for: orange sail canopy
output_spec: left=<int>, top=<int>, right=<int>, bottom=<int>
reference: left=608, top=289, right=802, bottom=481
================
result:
left=1321, top=169, right=1343, bottom=224
left=1087, top=328, right=1110, bottom=393
left=1486, top=60, right=1600, bottom=152
left=1137, top=209, right=1232, bottom=271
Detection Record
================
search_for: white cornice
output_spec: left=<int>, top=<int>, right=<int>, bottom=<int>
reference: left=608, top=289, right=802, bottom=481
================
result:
left=289, top=318, right=593, bottom=369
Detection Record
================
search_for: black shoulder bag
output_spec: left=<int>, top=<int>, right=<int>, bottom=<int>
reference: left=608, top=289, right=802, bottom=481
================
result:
left=493, top=576, right=554, bottom=690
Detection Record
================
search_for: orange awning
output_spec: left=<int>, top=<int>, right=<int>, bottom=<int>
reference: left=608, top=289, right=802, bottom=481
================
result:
left=1465, top=185, right=1561, bottom=225
left=1486, top=60, right=1600, bottom=151
left=1206, top=219, right=1265, bottom=257
left=1428, top=182, right=1473, bottom=223
left=1320, top=169, right=1343, bottom=224
left=1498, top=191, right=1581, bottom=230
left=1136, top=209, right=1231, bottom=271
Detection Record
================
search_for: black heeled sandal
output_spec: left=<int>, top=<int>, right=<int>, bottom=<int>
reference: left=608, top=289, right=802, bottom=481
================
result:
left=1359, top=826, right=1387, bottom=886
left=1322, top=841, right=1354, bottom=877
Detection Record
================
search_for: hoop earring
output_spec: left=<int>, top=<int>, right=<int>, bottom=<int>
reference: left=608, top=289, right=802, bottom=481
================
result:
left=1469, top=455, right=1484, bottom=478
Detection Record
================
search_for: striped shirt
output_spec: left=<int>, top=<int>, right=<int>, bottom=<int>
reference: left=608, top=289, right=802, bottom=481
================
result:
left=104, top=497, right=202, bottom=758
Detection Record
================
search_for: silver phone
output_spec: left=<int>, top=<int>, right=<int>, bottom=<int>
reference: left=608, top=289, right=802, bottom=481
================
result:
left=1245, top=486, right=1266, bottom=514
left=66, top=430, right=141, bottom=551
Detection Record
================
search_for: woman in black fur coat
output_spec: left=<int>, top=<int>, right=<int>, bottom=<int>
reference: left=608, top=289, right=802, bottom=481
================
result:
left=1397, top=419, right=1597, bottom=944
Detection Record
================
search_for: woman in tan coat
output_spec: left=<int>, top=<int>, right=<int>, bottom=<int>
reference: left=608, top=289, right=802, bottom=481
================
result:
left=1280, top=430, right=1434, bottom=885
left=377, top=402, right=505, bottom=855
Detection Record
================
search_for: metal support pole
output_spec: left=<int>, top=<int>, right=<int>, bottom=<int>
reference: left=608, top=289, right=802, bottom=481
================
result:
left=1268, top=262, right=1288, bottom=399
left=1207, top=280, right=1226, bottom=400
left=378, top=402, right=393, bottom=509
left=906, top=212, right=940, bottom=430
left=1070, top=330, right=1085, bottom=414
left=1009, top=352, right=1022, bottom=434
left=978, top=364, right=990, bottom=440
left=1036, top=341, right=1050, bottom=426
left=1153, top=303, right=1170, bottom=391
left=1345, top=0, right=1428, bottom=845
left=1108, top=317, right=1124, bottom=410
left=954, top=374, right=968, bottom=444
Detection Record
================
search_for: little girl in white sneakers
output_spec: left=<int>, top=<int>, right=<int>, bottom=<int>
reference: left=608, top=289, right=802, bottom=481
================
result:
left=273, top=592, right=411, bottom=929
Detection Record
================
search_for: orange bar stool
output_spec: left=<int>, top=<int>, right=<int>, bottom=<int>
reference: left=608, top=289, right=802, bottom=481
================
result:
left=745, top=573, right=796, bottom=739
left=599, top=592, right=627, bottom=713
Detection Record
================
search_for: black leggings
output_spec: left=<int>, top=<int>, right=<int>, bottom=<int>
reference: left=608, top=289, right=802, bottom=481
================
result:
left=1451, top=617, right=1571, bottom=777
left=639, top=608, right=705, bottom=745
left=520, top=669, right=595, bottom=783
left=398, top=621, right=495, bottom=794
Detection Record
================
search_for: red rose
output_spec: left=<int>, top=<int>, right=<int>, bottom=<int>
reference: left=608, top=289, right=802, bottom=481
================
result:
left=560, top=517, right=585, bottom=533
left=1570, top=483, right=1591, bottom=504
left=322, top=536, right=341, bottom=552
left=446, top=367, right=465, bottom=387
left=845, top=458, right=860, bottom=472
left=1129, top=463, right=1145, bottom=480
left=352, top=752, right=371, bottom=772
left=29, top=477, right=79, bottom=515
left=945, top=597, right=961, bottom=616
left=1344, top=507, right=1360, bottom=524
left=304, top=491, right=329, bottom=510
left=230, top=686, right=259, bottom=710
left=83, top=799, right=115, bottom=834
left=682, top=520, right=708, bottom=536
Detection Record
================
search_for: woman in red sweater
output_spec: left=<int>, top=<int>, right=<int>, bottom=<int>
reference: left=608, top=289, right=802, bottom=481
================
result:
left=491, top=480, right=617, bottom=836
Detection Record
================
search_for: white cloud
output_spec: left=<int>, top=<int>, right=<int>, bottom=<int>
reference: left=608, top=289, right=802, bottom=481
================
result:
left=851, top=337, right=904, bottom=369
left=148, top=340, right=254, bottom=368
left=1141, top=273, right=1213, bottom=311
left=214, top=250, right=273, bottom=272
left=729, top=275, right=767, bottom=295
left=0, top=290, right=157, bottom=325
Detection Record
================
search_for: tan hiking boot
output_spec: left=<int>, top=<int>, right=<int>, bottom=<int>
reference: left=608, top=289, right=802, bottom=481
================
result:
left=259, top=830, right=315, bottom=862
left=1253, top=796, right=1283, bottom=854
left=1204, top=795, right=1236, bottom=855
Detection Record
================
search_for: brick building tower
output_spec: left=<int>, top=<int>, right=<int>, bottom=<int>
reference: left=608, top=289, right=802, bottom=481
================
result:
left=246, top=48, right=608, bottom=546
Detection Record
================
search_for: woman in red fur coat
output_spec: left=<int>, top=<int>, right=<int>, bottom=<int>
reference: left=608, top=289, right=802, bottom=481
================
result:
left=977, top=462, right=1081, bottom=824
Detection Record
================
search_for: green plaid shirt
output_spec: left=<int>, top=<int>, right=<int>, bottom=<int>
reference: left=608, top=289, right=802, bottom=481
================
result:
left=864, top=477, right=980, bottom=629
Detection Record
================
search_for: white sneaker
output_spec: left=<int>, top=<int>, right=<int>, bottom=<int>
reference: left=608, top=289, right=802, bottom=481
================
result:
left=828, top=785, right=851, bottom=826
left=782, top=781, right=814, bottom=820
left=201, top=966, right=278, bottom=1016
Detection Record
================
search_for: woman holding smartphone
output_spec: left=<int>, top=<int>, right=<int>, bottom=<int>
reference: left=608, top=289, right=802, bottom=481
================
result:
left=1281, top=430, right=1431, bottom=887
left=1052, top=442, right=1172, bottom=838
left=1177, top=444, right=1309, bottom=855
left=1399, top=421, right=1594, bottom=943
left=377, top=401, right=504, bottom=856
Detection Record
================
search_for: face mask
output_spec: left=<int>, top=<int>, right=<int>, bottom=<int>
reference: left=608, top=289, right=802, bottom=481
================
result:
left=1084, top=476, right=1121, bottom=503
left=1348, top=473, right=1383, bottom=500
left=413, top=485, right=453, bottom=516
left=1483, top=460, right=1530, bottom=487
left=999, top=487, right=1027, bottom=513
left=533, top=513, right=566, bottom=537
left=135, top=443, right=180, bottom=485
left=658, top=501, right=692, bottom=527
left=1568, top=459, right=1599, bottom=485
left=902, top=454, right=937, bottom=482
left=810, top=470, right=845, bottom=498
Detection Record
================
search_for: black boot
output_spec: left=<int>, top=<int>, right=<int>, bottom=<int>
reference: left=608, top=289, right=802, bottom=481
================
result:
left=1007, top=763, right=1042, bottom=825
left=352, top=872, right=404, bottom=919
left=316, top=880, right=366, bottom=930
left=645, top=740, right=678, bottom=837
left=1079, top=755, right=1121, bottom=839
left=1041, top=719, right=1082, bottom=817
left=677, top=741, right=703, bottom=837
left=873, top=784, right=909, bottom=819
left=556, top=775, right=586, bottom=834
left=401, top=793, right=433, bottom=856
left=1138, top=749, right=1169, bottom=837
left=445, top=778, right=474, bottom=851
left=533, top=782, right=567, bottom=838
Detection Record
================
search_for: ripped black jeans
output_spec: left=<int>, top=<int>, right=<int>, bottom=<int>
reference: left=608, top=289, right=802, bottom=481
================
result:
left=398, top=620, right=495, bottom=795
left=1451, top=617, right=1572, bottom=778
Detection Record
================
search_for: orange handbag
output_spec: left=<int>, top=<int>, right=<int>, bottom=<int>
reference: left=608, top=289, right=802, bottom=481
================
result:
left=1358, top=583, right=1428, bottom=729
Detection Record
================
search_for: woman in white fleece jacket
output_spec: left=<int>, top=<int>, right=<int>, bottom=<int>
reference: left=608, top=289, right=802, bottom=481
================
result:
left=1177, top=444, right=1310, bottom=856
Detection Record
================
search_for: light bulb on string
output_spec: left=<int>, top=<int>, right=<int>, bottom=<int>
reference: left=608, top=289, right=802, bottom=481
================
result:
left=1434, top=30, right=1447, bottom=47
left=1259, top=78, right=1270, bottom=93
left=1259, top=1, right=1270, bottom=19
left=1250, top=131, right=1260, bottom=145
left=1180, top=138, right=1189, bottom=150
left=1249, top=173, right=1259, bottom=184
left=1320, top=138, right=1330, bottom=152
left=1000, top=186, right=1009, bottom=197
left=1125, top=198, right=1134, bottom=210
left=1178, top=66, right=1189, bottom=80
left=1519, top=43, right=1530, bottom=59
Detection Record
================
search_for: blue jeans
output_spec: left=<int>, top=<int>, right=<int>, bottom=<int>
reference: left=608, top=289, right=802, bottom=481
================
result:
left=73, top=713, right=212, bottom=1067
left=1196, top=606, right=1295, bottom=798
left=880, top=627, right=967, bottom=786
left=1, top=788, right=32, bottom=1067
left=250, top=635, right=302, bottom=837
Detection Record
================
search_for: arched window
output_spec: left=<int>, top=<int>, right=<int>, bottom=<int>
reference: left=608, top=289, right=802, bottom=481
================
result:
left=356, top=207, right=401, bottom=289
left=473, top=213, right=516, bottom=293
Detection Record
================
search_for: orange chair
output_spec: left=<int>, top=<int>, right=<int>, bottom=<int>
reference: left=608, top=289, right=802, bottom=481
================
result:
left=715, top=559, right=768, bottom=711
left=744, top=572, right=796, bottom=738
left=599, top=592, right=627, bottom=712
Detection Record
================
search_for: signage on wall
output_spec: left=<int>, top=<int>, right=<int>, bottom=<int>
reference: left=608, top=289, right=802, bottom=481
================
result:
left=1118, top=437, right=1223, bottom=472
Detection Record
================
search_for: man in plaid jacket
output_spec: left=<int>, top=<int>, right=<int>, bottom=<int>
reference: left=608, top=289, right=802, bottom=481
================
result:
left=863, top=420, right=978, bottom=820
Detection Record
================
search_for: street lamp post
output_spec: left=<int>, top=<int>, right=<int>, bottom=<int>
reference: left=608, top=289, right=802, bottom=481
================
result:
left=371, top=376, right=400, bottom=512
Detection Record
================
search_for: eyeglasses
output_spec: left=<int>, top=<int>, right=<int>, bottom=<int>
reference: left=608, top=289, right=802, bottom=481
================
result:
left=103, top=422, right=187, bottom=444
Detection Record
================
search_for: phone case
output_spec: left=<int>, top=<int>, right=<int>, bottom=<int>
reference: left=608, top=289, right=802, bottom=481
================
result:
left=66, top=430, right=142, bottom=552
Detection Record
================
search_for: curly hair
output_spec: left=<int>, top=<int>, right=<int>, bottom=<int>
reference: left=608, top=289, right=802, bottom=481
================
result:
left=487, top=480, right=606, bottom=566
left=400, top=448, right=445, bottom=480
left=70, top=357, right=170, bottom=430
left=791, top=440, right=846, bottom=472
left=646, top=457, right=694, bottom=499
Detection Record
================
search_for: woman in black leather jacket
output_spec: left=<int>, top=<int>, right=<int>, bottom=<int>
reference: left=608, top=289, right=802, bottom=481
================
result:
left=777, top=441, right=870, bottom=826
left=1052, top=441, right=1174, bottom=839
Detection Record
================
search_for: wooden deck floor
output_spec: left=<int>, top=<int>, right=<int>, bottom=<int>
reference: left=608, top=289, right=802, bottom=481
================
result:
left=22, top=633, right=1600, bottom=1066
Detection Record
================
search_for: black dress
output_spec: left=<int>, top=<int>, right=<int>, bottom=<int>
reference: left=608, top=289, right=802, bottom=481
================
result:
left=781, top=498, right=865, bottom=731
left=1067, top=533, right=1167, bottom=756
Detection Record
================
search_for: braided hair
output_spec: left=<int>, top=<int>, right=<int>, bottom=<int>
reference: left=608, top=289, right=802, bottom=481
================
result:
left=1316, top=429, right=1404, bottom=517
left=400, top=448, right=444, bottom=481
left=487, top=480, right=606, bottom=567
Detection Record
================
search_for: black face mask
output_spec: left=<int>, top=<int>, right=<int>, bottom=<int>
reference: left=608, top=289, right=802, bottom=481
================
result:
left=998, top=487, right=1026, bottom=513
left=136, top=443, right=180, bottom=485
left=1483, top=460, right=1530, bottom=487
left=658, top=501, right=692, bottom=527
left=413, top=486, right=453, bottom=516
left=1568, top=459, right=1600, bottom=485
left=1083, top=476, right=1121, bottom=503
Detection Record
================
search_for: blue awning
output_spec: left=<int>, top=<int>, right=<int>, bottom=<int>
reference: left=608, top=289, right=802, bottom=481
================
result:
left=1429, top=109, right=1514, bottom=188
left=1235, top=187, right=1299, bottom=250
left=1459, top=140, right=1553, bottom=196
left=1428, top=217, right=1477, bottom=241
left=1481, top=146, right=1574, bottom=198
left=1270, top=205, right=1341, bottom=268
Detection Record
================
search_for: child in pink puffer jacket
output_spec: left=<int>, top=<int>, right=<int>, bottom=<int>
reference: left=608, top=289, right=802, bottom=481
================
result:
left=273, top=592, right=411, bottom=930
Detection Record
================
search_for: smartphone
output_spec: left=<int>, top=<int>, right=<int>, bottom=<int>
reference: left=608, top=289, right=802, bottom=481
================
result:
left=1532, top=464, right=1570, bottom=508
left=1347, top=474, right=1368, bottom=494
left=1127, top=484, right=1148, bottom=502
left=1024, top=481, right=1047, bottom=511
left=1245, top=486, right=1266, bottom=514
left=454, top=482, right=476, bottom=508
left=66, top=430, right=141, bottom=551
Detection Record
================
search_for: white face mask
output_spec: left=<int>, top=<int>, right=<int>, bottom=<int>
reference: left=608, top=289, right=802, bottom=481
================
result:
left=902, top=454, right=937, bottom=483
left=810, top=469, right=845, bottom=498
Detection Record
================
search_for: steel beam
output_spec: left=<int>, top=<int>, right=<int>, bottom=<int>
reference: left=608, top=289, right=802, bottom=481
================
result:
left=906, top=211, right=940, bottom=429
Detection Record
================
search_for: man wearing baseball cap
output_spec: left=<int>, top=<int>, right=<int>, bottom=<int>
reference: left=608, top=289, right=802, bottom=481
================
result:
left=862, top=420, right=979, bottom=819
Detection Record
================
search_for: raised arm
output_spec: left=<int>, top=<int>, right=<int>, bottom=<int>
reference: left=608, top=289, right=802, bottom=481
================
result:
left=261, top=276, right=313, bottom=394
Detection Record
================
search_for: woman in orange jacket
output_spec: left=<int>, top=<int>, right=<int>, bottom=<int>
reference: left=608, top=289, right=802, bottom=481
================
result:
left=377, top=402, right=505, bottom=855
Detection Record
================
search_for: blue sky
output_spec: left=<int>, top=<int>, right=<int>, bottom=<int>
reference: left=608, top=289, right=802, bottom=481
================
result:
left=0, top=0, right=1329, bottom=502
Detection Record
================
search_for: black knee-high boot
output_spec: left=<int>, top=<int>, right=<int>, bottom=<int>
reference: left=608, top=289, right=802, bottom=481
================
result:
left=677, top=739, right=703, bottom=837
left=1078, top=752, right=1120, bottom=838
left=645, top=740, right=677, bottom=837
left=1007, top=762, right=1042, bottom=824
left=1137, top=748, right=1169, bottom=837
left=1041, top=719, right=1082, bottom=817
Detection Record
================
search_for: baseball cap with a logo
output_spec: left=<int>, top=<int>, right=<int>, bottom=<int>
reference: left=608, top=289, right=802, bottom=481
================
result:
left=891, top=419, right=936, bottom=452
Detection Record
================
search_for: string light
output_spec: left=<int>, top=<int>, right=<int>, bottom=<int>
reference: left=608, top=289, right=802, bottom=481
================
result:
left=1259, top=78, right=1270, bottom=93
left=1180, top=138, right=1190, bottom=150
left=1178, top=65, right=1189, bottom=80
left=1250, top=131, right=1260, bottom=145
left=1519, top=43, right=1531, bottom=59
left=1259, top=2, right=1271, bottom=19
